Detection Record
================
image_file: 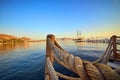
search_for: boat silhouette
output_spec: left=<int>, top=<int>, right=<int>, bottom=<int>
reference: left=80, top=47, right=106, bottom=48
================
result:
left=73, top=30, right=83, bottom=42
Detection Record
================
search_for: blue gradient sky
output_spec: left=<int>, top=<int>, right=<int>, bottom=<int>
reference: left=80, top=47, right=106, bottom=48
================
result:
left=0, top=0, right=120, bottom=39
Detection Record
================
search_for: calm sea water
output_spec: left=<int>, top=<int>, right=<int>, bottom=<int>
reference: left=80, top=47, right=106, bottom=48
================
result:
left=0, top=40, right=119, bottom=80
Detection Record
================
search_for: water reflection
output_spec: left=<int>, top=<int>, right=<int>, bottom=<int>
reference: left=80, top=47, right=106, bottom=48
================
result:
left=75, top=42, right=85, bottom=50
left=0, top=42, right=46, bottom=80
left=74, top=42, right=108, bottom=51
left=0, top=40, right=119, bottom=80
left=0, top=42, right=29, bottom=54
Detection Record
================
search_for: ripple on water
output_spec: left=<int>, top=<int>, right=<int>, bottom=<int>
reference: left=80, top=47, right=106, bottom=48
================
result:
left=0, top=42, right=119, bottom=80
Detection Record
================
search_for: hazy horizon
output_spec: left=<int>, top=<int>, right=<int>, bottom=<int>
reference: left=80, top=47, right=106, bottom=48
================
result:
left=0, top=0, right=120, bottom=39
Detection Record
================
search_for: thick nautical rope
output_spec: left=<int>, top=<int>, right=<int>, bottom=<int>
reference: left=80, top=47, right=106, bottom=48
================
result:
left=56, top=72, right=82, bottom=80
left=48, top=38, right=120, bottom=80
left=46, top=57, right=58, bottom=80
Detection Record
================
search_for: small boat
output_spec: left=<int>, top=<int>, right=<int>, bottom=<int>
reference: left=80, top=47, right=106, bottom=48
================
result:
left=73, top=38, right=82, bottom=42
left=73, top=30, right=83, bottom=42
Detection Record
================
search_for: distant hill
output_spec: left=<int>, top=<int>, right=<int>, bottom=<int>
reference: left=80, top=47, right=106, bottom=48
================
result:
left=0, top=34, right=17, bottom=39
left=0, top=34, right=31, bottom=44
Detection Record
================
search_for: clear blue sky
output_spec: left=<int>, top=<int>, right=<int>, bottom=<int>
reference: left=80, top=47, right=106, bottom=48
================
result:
left=0, top=0, right=120, bottom=39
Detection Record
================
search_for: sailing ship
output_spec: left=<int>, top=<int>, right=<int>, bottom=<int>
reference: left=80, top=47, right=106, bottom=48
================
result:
left=73, top=30, right=83, bottom=42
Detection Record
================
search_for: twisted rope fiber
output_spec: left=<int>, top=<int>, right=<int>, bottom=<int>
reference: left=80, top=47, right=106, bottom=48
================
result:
left=56, top=72, right=82, bottom=80
left=48, top=38, right=120, bottom=80
left=46, top=57, right=58, bottom=80
left=45, top=74, right=50, bottom=80
left=94, top=37, right=113, bottom=63
left=94, top=63, right=120, bottom=80
left=94, top=36, right=120, bottom=63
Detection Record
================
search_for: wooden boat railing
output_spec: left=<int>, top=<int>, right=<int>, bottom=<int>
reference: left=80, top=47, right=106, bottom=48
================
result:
left=44, top=34, right=120, bottom=80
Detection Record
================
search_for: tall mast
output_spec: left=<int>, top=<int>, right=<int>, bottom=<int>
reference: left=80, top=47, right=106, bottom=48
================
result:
left=79, top=30, right=81, bottom=38
left=77, top=30, right=81, bottom=39
left=77, top=30, right=79, bottom=39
